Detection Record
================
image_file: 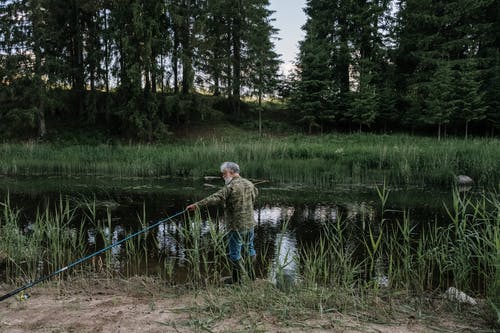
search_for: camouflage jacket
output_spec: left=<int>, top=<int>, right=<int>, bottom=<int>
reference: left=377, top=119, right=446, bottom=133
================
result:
left=195, top=176, right=258, bottom=231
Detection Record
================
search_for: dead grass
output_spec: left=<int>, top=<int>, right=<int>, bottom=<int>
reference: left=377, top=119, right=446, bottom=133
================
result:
left=0, top=277, right=495, bottom=333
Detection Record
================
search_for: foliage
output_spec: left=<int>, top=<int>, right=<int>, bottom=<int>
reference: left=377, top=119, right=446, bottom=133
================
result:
left=0, top=0, right=498, bottom=138
left=0, top=186, right=498, bottom=329
left=0, top=134, right=498, bottom=187
left=0, top=0, right=280, bottom=140
left=393, top=0, right=497, bottom=137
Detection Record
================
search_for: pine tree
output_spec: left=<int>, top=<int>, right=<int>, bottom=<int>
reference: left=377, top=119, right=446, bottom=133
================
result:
left=0, top=0, right=39, bottom=137
left=292, top=0, right=336, bottom=133
left=199, top=0, right=231, bottom=96
left=475, top=0, right=500, bottom=135
left=455, top=60, right=487, bottom=139
left=244, top=0, right=281, bottom=135
left=394, top=0, right=445, bottom=131
left=422, top=61, right=456, bottom=139
left=348, top=60, right=378, bottom=132
left=395, top=0, right=496, bottom=134
left=0, top=0, right=53, bottom=137
left=293, top=0, right=393, bottom=133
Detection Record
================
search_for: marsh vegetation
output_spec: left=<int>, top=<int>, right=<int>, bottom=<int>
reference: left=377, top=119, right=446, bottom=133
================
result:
left=0, top=134, right=499, bottom=187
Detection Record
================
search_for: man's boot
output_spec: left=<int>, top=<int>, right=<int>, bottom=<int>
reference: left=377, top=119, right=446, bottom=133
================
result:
left=245, top=255, right=256, bottom=281
left=231, top=260, right=242, bottom=284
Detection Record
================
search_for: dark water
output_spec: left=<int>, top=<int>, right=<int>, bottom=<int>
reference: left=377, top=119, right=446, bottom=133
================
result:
left=0, top=175, right=458, bottom=282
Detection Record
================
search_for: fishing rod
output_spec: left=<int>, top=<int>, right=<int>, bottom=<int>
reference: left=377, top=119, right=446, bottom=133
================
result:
left=0, top=209, right=186, bottom=302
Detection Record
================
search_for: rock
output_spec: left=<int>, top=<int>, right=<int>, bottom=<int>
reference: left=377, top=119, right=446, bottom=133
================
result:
left=374, top=275, right=389, bottom=288
left=275, top=268, right=296, bottom=292
left=456, top=175, right=473, bottom=186
left=443, top=287, right=477, bottom=305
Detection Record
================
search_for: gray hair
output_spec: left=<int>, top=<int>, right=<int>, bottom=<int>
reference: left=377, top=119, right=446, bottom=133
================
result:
left=220, top=161, right=240, bottom=174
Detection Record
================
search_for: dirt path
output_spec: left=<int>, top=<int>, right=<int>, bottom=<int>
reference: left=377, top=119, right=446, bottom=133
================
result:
left=0, top=279, right=493, bottom=333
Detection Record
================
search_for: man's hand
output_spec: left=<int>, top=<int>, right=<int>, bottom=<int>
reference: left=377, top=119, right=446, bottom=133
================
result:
left=186, top=204, right=197, bottom=211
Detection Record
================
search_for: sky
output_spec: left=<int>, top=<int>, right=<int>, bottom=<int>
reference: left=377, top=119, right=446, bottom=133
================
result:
left=268, top=0, right=307, bottom=74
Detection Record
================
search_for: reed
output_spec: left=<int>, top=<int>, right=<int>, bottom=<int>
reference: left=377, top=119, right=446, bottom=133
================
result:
left=176, top=210, right=230, bottom=286
left=123, top=204, right=151, bottom=277
left=299, top=218, right=362, bottom=290
left=379, top=187, right=499, bottom=299
left=292, top=184, right=498, bottom=317
left=0, top=134, right=498, bottom=187
left=0, top=196, right=87, bottom=283
left=0, top=186, right=497, bottom=326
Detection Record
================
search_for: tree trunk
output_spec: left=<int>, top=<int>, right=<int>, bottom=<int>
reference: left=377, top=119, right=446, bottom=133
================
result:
left=338, top=14, right=350, bottom=95
left=32, top=0, right=46, bottom=138
left=181, top=0, right=192, bottom=95
left=173, top=26, right=179, bottom=94
left=226, top=32, right=232, bottom=98
left=151, top=63, right=157, bottom=93
left=119, top=38, right=125, bottom=87
left=72, top=0, right=84, bottom=116
left=38, top=98, right=46, bottom=138
left=258, top=90, right=262, bottom=137
left=104, top=9, right=110, bottom=93
left=214, top=71, right=220, bottom=96
left=159, top=54, right=164, bottom=92
left=231, top=0, right=242, bottom=115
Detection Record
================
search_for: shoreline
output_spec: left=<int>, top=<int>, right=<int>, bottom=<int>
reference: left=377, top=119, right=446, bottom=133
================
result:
left=0, top=277, right=494, bottom=333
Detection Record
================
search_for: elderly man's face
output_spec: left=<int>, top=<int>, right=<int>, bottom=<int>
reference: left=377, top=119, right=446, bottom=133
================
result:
left=221, top=169, right=235, bottom=184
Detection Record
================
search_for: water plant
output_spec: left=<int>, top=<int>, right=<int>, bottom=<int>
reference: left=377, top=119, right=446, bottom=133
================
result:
left=177, top=210, right=231, bottom=286
left=0, top=184, right=497, bottom=328
left=0, top=134, right=498, bottom=187
left=0, top=196, right=87, bottom=283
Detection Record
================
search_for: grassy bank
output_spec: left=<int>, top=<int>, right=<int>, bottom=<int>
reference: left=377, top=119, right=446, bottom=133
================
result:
left=0, top=277, right=494, bottom=332
left=0, top=188, right=498, bottom=327
left=0, top=133, right=499, bottom=187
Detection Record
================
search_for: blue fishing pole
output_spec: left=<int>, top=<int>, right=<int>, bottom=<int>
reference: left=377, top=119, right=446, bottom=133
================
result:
left=0, top=209, right=186, bottom=302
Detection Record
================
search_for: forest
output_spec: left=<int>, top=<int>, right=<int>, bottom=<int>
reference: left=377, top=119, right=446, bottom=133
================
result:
left=0, top=0, right=499, bottom=141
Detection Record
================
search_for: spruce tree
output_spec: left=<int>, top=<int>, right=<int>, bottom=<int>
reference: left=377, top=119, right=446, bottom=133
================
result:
left=423, top=61, right=456, bottom=139
left=0, top=0, right=52, bottom=137
left=245, top=0, right=281, bottom=135
left=292, top=0, right=336, bottom=133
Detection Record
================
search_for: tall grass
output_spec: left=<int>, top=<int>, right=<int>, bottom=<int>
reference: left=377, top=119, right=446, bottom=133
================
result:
left=0, top=187, right=497, bottom=325
left=294, top=185, right=499, bottom=307
left=0, top=196, right=162, bottom=283
left=300, top=218, right=362, bottom=290
left=177, top=211, right=231, bottom=286
left=0, top=196, right=87, bottom=283
left=0, top=134, right=498, bottom=186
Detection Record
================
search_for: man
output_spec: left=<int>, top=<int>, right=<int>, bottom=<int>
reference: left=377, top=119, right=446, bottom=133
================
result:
left=186, top=161, right=258, bottom=284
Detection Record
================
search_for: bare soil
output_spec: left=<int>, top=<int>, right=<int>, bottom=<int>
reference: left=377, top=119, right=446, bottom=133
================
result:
left=0, top=278, right=494, bottom=333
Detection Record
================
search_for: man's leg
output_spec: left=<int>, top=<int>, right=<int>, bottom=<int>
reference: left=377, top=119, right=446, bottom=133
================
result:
left=242, top=229, right=256, bottom=280
left=227, top=231, right=243, bottom=283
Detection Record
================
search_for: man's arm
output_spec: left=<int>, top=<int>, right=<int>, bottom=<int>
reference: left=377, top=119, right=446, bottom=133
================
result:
left=186, top=186, right=230, bottom=211
left=253, top=185, right=258, bottom=201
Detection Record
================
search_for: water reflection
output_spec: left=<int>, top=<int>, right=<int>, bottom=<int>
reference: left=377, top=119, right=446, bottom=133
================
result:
left=270, top=231, right=298, bottom=286
left=85, top=203, right=371, bottom=281
left=156, top=222, right=179, bottom=254
left=0, top=179, right=456, bottom=284
left=255, top=205, right=295, bottom=225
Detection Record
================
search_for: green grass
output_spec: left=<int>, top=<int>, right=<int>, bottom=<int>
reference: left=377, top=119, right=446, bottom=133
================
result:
left=0, top=187, right=498, bottom=328
left=0, top=133, right=498, bottom=187
left=0, top=196, right=87, bottom=283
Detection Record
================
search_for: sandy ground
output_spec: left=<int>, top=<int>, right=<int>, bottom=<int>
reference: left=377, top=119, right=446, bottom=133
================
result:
left=0, top=278, right=494, bottom=333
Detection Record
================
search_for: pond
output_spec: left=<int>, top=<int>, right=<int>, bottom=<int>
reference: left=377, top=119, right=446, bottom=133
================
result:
left=0, top=175, right=462, bottom=284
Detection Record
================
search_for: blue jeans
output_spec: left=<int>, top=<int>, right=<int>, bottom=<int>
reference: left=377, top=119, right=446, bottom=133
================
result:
left=227, top=229, right=256, bottom=262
